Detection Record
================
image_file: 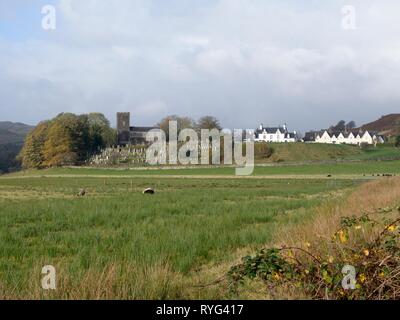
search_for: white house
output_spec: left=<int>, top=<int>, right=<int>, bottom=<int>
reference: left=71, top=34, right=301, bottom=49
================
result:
left=254, top=124, right=298, bottom=143
left=310, top=130, right=384, bottom=145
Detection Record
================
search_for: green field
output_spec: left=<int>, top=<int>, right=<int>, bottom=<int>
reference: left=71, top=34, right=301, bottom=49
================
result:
left=10, top=158, right=400, bottom=178
left=0, top=157, right=399, bottom=299
left=0, top=170, right=361, bottom=299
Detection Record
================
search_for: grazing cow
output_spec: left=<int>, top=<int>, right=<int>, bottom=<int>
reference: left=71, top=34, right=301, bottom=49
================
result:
left=77, top=188, right=86, bottom=197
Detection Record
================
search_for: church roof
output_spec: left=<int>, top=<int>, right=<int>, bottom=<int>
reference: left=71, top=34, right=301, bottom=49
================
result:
left=130, top=126, right=159, bottom=132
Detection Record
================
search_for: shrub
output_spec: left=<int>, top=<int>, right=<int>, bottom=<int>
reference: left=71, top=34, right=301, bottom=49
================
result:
left=228, top=207, right=400, bottom=300
left=254, top=143, right=273, bottom=159
left=395, top=136, right=400, bottom=148
left=359, top=142, right=370, bottom=150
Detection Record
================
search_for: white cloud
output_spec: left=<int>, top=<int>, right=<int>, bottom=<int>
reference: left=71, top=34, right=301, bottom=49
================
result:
left=135, top=100, right=168, bottom=118
left=1, top=0, right=400, bottom=130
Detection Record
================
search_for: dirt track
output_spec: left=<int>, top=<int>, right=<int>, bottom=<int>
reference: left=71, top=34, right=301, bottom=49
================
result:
left=0, top=174, right=376, bottom=180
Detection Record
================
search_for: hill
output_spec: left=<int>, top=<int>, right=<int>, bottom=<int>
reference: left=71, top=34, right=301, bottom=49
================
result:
left=0, top=121, right=33, bottom=134
left=360, top=114, right=400, bottom=136
left=0, top=122, right=33, bottom=144
left=263, top=143, right=363, bottom=163
left=0, top=122, right=33, bottom=173
left=257, top=143, right=399, bottom=163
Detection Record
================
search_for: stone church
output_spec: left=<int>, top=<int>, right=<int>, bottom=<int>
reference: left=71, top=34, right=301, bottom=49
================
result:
left=117, top=112, right=158, bottom=146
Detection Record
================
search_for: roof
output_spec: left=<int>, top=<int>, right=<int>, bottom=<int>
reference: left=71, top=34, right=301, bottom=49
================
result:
left=304, top=131, right=323, bottom=141
left=255, top=127, right=286, bottom=134
left=305, top=129, right=384, bottom=139
left=130, top=126, right=159, bottom=132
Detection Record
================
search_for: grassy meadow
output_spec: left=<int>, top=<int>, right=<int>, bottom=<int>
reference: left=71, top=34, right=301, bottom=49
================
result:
left=11, top=158, right=400, bottom=178
left=263, top=143, right=400, bottom=163
left=0, top=153, right=399, bottom=299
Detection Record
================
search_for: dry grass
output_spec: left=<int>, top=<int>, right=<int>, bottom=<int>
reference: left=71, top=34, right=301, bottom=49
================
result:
left=0, top=261, right=188, bottom=300
left=226, top=177, right=400, bottom=300
left=277, top=177, right=400, bottom=248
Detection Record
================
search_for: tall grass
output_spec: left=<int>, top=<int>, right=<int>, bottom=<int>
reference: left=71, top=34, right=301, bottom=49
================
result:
left=228, top=177, right=400, bottom=299
left=0, top=176, right=356, bottom=299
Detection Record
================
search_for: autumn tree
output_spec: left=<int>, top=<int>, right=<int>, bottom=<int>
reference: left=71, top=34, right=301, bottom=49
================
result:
left=197, top=116, right=222, bottom=131
left=19, top=121, right=50, bottom=169
left=157, top=115, right=196, bottom=141
left=19, top=112, right=115, bottom=169
left=43, top=120, right=76, bottom=167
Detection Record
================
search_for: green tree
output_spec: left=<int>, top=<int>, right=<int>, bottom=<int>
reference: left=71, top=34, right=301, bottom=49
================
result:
left=330, top=120, right=346, bottom=132
left=346, top=121, right=356, bottom=130
left=87, top=113, right=116, bottom=149
left=54, top=113, right=90, bottom=161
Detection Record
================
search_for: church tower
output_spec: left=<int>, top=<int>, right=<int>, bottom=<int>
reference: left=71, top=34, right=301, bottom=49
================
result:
left=117, top=112, right=130, bottom=145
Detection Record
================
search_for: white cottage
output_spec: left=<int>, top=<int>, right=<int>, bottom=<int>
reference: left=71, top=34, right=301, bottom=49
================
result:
left=254, top=124, right=298, bottom=143
left=312, top=130, right=384, bottom=145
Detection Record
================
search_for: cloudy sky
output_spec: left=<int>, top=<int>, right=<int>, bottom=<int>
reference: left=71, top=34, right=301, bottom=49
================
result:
left=1, top=0, right=400, bottom=131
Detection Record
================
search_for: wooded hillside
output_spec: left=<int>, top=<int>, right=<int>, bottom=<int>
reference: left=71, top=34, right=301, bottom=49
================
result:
left=0, top=122, right=33, bottom=173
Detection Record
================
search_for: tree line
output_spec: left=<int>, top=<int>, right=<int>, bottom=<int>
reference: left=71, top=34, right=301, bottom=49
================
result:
left=328, top=120, right=357, bottom=132
left=19, top=113, right=223, bottom=169
left=157, top=115, right=222, bottom=141
left=17, top=111, right=400, bottom=171
left=19, top=113, right=116, bottom=169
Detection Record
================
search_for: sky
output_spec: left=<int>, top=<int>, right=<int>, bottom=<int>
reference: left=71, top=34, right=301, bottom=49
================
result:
left=1, top=0, right=400, bottom=132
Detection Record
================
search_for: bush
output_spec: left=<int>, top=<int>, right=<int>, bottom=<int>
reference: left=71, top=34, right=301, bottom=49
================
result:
left=359, top=142, right=370, bottom=150
left=254, top=143, right=273, bottom=159
left=395, top=136, right=400, bottom=148
left=228, top=207, right=400, bottom=300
